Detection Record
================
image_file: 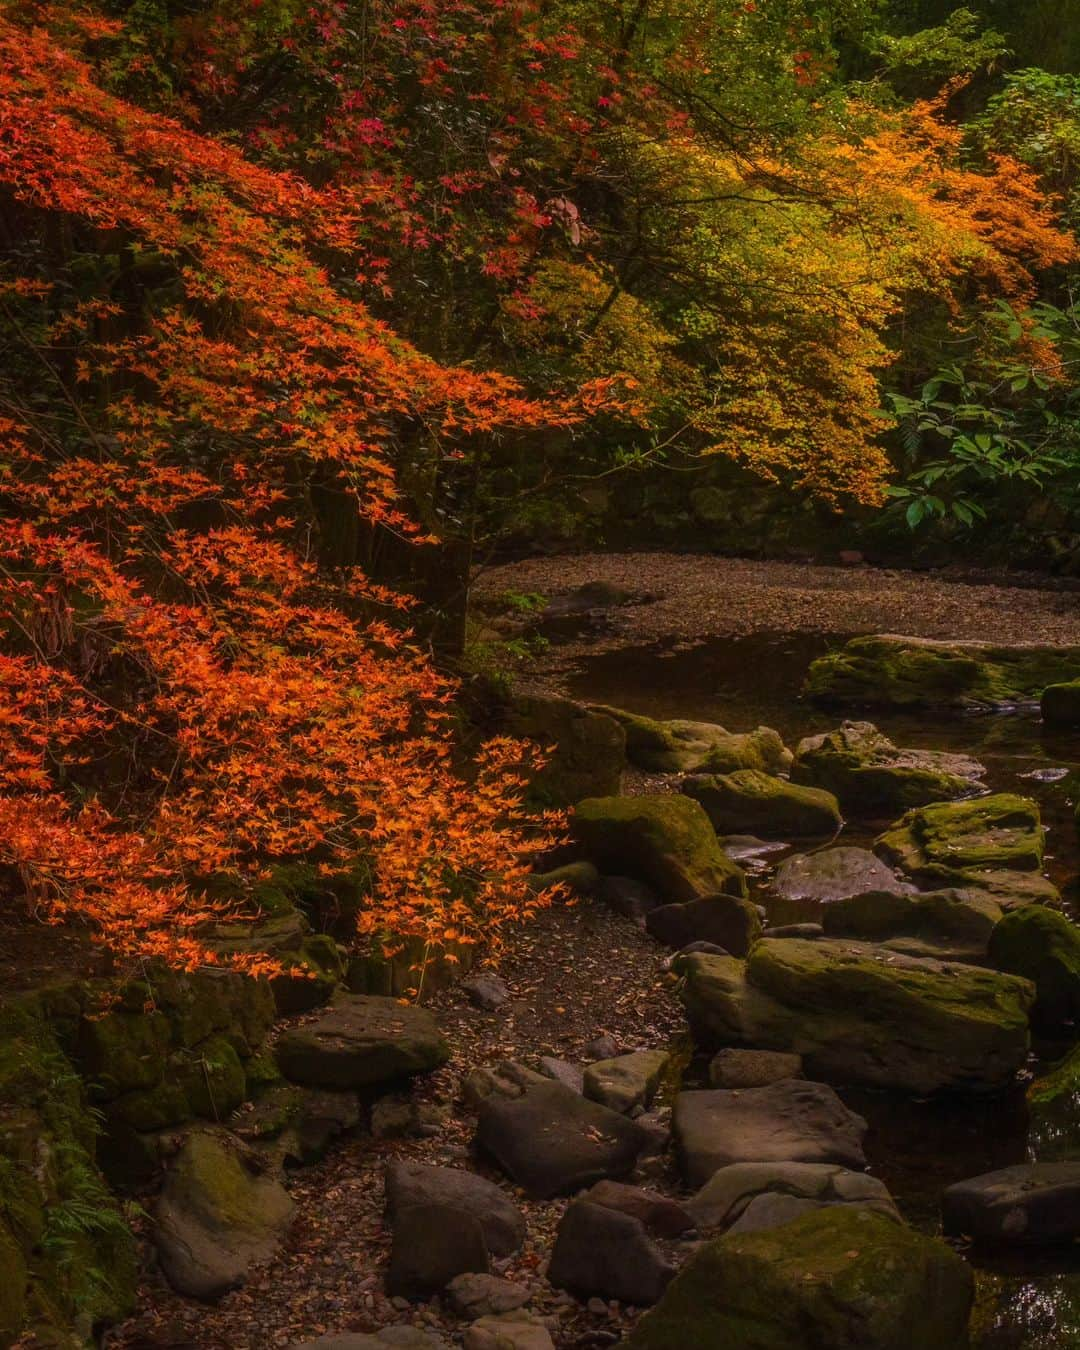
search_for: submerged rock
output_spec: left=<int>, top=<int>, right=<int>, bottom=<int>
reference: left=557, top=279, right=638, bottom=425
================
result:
left=988, top=905, right=1080, bottom=1030
left=791, top=720, right=984, bottom=814
left=682, top=769, right=841, bottom=838
left=679, top=939, right=1034, bottom=1095
left=590, top=706, right=791, bottom=775
left=275, top=995, right=449, bottom=1089
left=626, top=1207, right=973, bottom=1350
left=687, top=1160, right=898, bottom=1232
left=804, top=633, right=1080, bottom=709
left=572, top=795, right=747, bottom=901
left=943, top=1163, right=1080, bottom=1246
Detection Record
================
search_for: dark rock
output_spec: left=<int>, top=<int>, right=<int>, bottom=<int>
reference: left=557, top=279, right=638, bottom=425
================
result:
left=386, top=1203, right=489, bottom=1298
left=673, top=1081, right=867, bottom=1187
left=708, top=1048, right=802, bottom=1089
left=385, top=1160, right=525, bottom=1258
left=476, top=1079, right=644, bottom=1199
left=762, top=923, right=824, bottom=939
left=771, top=846, right=910, bottom=914
left=584, top=1035, right=621, bottom=1061
left=943, top=1163, right=1080, bottom=1246
left=504, top=695, right=625, bottom=806
left=547, top=1199, right=675, bottom=1306
left=275, top=996, right=449, bottom=1089
left=371, top=1094, right=447, bottom=1139
left=597, top=876, right=661, bottom=925
left=646, top=894, right=761, bottom=956
left=584, top=1180, right=694, bottom=1237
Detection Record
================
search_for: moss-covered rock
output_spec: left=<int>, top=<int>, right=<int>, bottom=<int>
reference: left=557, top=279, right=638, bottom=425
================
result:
left=875, top=794, right=1055, bottom=906
left=988, top=906, right=1080, bottom=1030
left=791, top=720, right=984, bottom=815
left=626, top=1206, right=973, bottom=1350
left=269, top=934, right=346, bottom=1015
left=1042, top=679, right=1080, bottom=726
left=682, top=770, right=841, bottom=838
left=804, top=633, right=1080, bottom=709
left=504, top=694, right=626, bottom=805
left=591, top=707, right=791, bottom=776
left=822, top=887, right=1002, bottom=962
left=174, top=1035, right=248, bottom=1119
left=526, top=860, right=601, bottom=896
left=679, top=939, right=1034, bottom=1095
left=76, top=1008, right=172, bottom=1101
left=573, top=795, right=747, bottom=901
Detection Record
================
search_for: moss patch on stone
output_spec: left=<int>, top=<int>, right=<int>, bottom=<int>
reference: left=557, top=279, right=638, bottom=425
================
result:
left=682, top=769, right=841, bottom=838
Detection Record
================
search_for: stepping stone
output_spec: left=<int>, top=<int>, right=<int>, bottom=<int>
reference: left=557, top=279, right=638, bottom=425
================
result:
left=476, top=1078, right=644, bottom=1198
left=683, top=769, right=842, bottom=838
left=275, top=996, right=449, bottom=1088
left=771, top=846, right=910, bottom=913
left=584, top=1179, right=695, bottom=1237
left=384, top=1160, right=525, bottom=1257
left=673, top=1081, right=867, bottom=1187
left=942, top=1163, right=1080, bottom=1246
left=447, top=1272, right=531, bottom=1319
left=386, top=1202, right=489, bottom=1298
left=547, top=1198, right=676, bottom=1306
left=688, top=1160, right=898, bottom=1232
left=583, top=1049, right=668, bottom=1115
left=709, top=1048, right=802, bottom=1089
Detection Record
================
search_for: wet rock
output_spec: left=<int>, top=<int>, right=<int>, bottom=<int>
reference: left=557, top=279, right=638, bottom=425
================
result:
left=504, top=695, right=625, bottom=806
left=943, top=1163, right=1080, bottom=1246
left=590, top=708, right=791, bottom=776
left=462, top=973, right=511, bottom=1011
left=386, top=1202, right=489, bottom=1298
left=683, top=770, right=841, bottom=838
left=464, top=1313, right=554, bottom=1350
left=1042, top=679, right=1080, bottom=726
left=679, top=940, right=1034, bottom=1095
left=584, top=1050, right=668, bottom=1115
left=154, top=1129, right=294, bottom=1300
left=448, top=1273, right=531, bottom=1319
left=687, top=1160, right=898, bottom=1232
left=822, top=886, right=1002, bottom=963
left=384, top=1160, right=526, bottom=1258
left=791, top=720, right=984, bottom=815
left=538, top=1057, right=584, bottom=1094
left=584, top=1180, right=695, bottom=1237
left=572, top=795, right=747, bottom=901
left=646, top=894, right=760, bottom=956
left=988, top=905, right=1080, bottom=1029
left=672, top=1081, right=867, bottom=1187
left=771, top=846, right=910, bottom=913
left=876, top=794, right=1051, bottom=904
left=708, top=1048, right=802, bottom=1089
left=626, top=1208, right=973, bottom=1350
left=275, top=996, right=449, bottom=1089
left=476, top=1079, right=644, bottom=1199
left=548, top=1199, right=675, bottom=1306
left=803, top=633, right=1080, bottom=709
left=596, top=876, right=661, bottom=925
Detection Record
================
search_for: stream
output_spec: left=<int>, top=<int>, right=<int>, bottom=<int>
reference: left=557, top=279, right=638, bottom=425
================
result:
left=563, top=629, right=1080, bottom=1349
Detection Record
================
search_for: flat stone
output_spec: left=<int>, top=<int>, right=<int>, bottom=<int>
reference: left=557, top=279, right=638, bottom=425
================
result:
left=547, top=1199, right=675, bottom=1306
left=476, top=1079, right=644, bottom=1199
left=386, top=1202, right=488, bottom=1298
left=537, top=1057, right=584, bottom=1094
left=584, top=1180, right=695, bottom=1237
left=771, top=846, right=910, bottom=916
left=942, top=1163, right=1080, bottom=1246
left=275, top=996, right=449, bottom=1089
left=583, top=1050, right=668, bottom=1115
left=384, top=1160, right=525, bottom=1258
left=673, top=1081, right=867, bottom=1187
left=708, top=1048, right=802, bottom=1089
left=762, top=923, right=824, bottom=939
left=688, top=1160, right=898, bottom=1232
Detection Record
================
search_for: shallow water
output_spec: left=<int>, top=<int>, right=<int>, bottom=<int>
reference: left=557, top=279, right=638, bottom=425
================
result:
left=564, top=631, right=1080, bottom=1348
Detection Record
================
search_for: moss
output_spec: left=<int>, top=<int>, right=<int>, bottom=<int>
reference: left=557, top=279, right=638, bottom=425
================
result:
left=106, top=1079, right=192, bottom=1132
left=805, top=634, right=1080, bottom=709
left=174, top=1035, right=247, bottom=1120
left=572, top=794, right=747, bottom=901
left=682, top=769, right=841, bottom=838
left=591, top=708, right=790, bottom=776
left=988, top=906, right=1080, bottom=1029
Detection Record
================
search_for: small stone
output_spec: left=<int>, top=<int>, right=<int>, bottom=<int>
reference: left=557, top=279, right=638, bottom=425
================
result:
left=585, top=1035, right=621, bottom=1061
left=447, top=1272, right=530, bottom=1319
left=537, top=1057, right=584, bottom=1094
left=587, top=1298, right=608, bottom=1315
left=584, top=1180, right=694, bottom=1237
left=462, top=974, right=511, bottom=1011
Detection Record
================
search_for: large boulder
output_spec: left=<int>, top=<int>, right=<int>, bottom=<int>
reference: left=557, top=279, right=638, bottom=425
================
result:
left=591, top=708, right=791, bottom=775
left=645, top=893, right=761, bottom=956
left=384, top=1160, right=525, bottom=1258
left=1042, top=679, right=1080, bottom=726
left=688, top=1160, right=898, bottom=1232
left=875, top=793, right=1059, bottom=907
left=682, top=770, right=841, bottom=839
left=153, top=1129, right=294, bottom=1300
left=804, top=633, right=1080, bottom=709
left=275, top=996, right=449, bottom=1089
left=791, top=721, right=984, bottom=815
left=672, top=1080, right=868, bottom=1186
left=503, top=694, right=625, bottom=805
left=769, top=846, right=910, bottom=924
left=822, top=886, right=1003, bottom=963
left=475, top=1078, right=644, bottom=1198
left=679, top=940, right=1034, bottom=1095
left=547, top=1198, right=675, bottom=1306
left=988, top=906, right=1080, bottom=1029
left=942, top=1163, right=1080, bottom=1246
left=625, top=1207, right=973, bottom=1350
left=572, top=795, right=747, bottom=901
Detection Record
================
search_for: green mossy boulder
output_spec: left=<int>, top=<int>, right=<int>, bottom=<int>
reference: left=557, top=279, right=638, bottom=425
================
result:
left=875, top=794, right=1054, bottom=906
left=791, top=720, right=984, bottom=815
left=174, top=1034, right=248, bottom=1119
left=504, top=694, right=626, bottom=805
left=679, top=939, right=1034, bottom=1095
left=682, top=770, right=841, bottom=839
left=76, top=1008, right=172, bottom=1100
left=1042, top=679, right=1080, bottom=726
left=804, top=633, right=1080, bottom=710
left=988, top=906, right=1080, bottom=1030
left=591, top=707, right=791, bottom=776
left=626, top=1207, right=973, bottom=1350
